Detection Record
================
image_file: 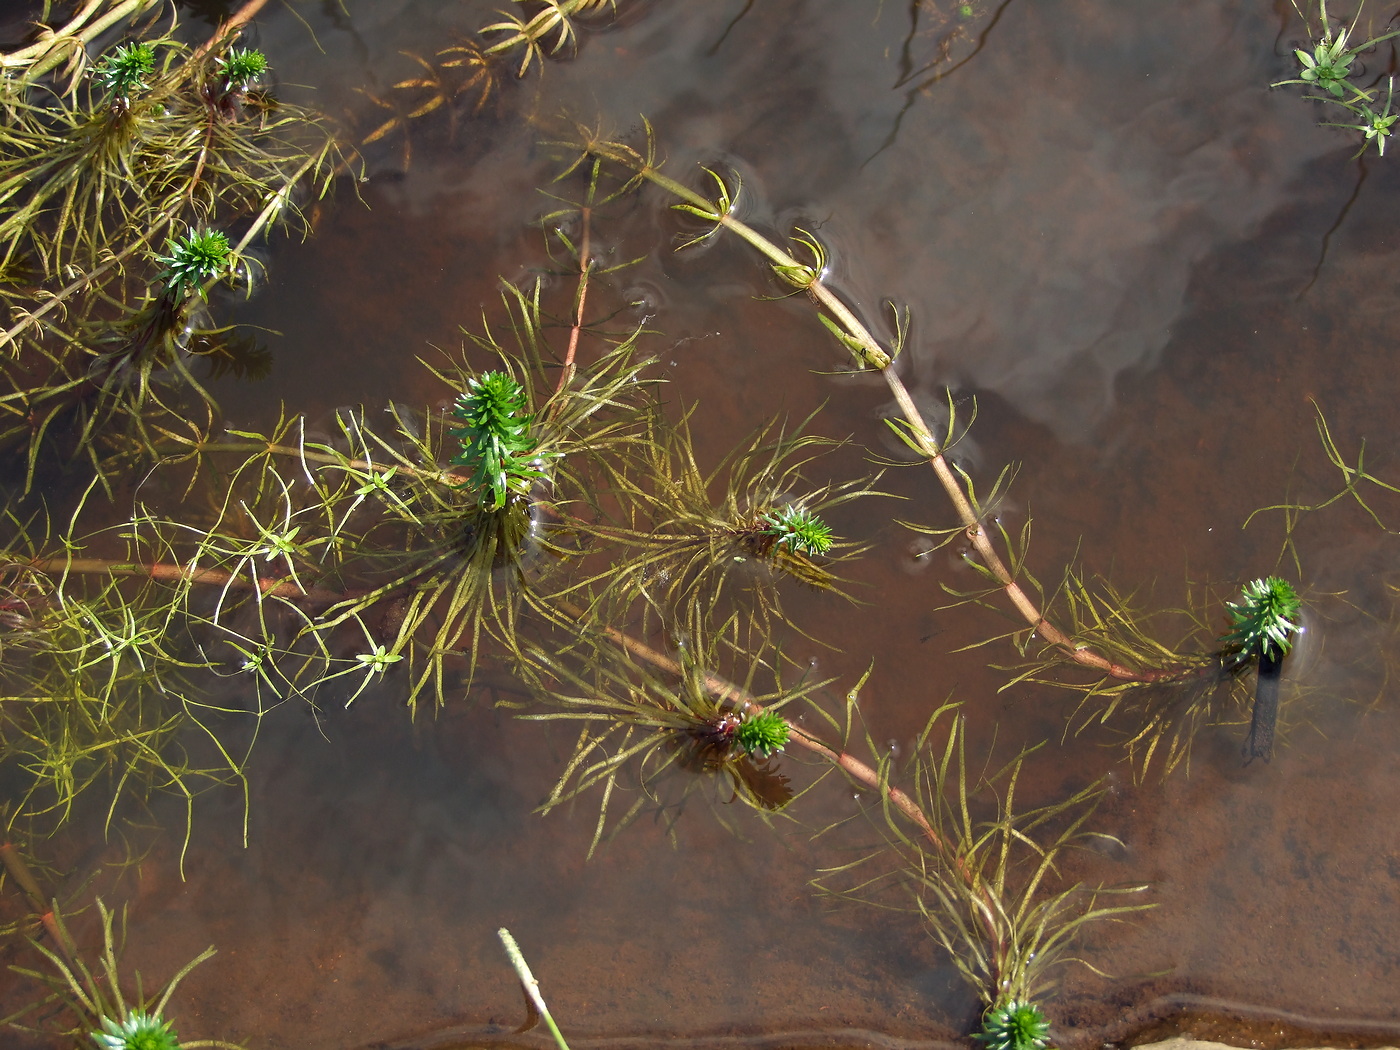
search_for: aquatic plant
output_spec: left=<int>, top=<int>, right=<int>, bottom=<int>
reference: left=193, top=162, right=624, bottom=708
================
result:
left=976, top=999, right=1051, bottom=1050
left=735, top=709, right=790, bottom=759
left=1272, top=0, right=1400, bottom=152
left=481, top=0, right=618, bottom=78
left=1321, top=76, right=1398, bottom=155
left=1223, top=577, right=1301, bottom=663
left=1285, top=24, right=1365, bottom=96
left=9, top=899, right=236, bottom=1049
left=92, top=41, right=158, bottom=108
left=0, top=15, right=1262, bottom=1047
left=817, top=707, right=1151, bottom=1011
left=216, top=46, right=268, bottom=95
left=512, top=615, right=823, bottom=855
left=155, top=229, right=235, bottom=302
left=92, top=1009, right=181, bottom=1050
left=1273, top=0, right=1398, bottom=96
left=359, top=43, right=498, bottom=167
left=564, top=122, right=1194, bottom=692
left=0, top=19, right=351, bottom=487
left=559, top=406, right=883, bottom=653
left=1222, top=576, right=1301, bottom=764
left=448, top=370, right=552, bottom=510
left=760, top=506, right=835, bottom=558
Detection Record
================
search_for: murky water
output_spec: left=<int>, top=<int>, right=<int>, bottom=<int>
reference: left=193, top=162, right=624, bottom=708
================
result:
left=9, top=1, right=1400, bottom=1047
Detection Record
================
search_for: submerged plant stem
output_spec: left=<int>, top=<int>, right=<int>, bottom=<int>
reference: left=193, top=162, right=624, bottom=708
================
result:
left=608, top=148, right=1178, bottom=683
left=23, top=556, right=341, bottom=601
left=0, top=842, right=76, bottom=965
left=555, top=206, right=593, bottom=396
left=569, top=603, right=954, bottom=857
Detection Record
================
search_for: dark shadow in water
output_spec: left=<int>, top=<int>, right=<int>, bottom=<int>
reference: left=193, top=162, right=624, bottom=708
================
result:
left=707, top=0, right=758, bottom=55
left=1297, top=155, right=1369, bottom=301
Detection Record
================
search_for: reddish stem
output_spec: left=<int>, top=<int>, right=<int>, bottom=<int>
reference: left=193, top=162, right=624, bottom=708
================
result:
left=0, top=842, right=76, bottom=966
left=190, top=0, right=271, bottom=62
left=554, top=206, right=593, bottom=398
left=23, top=557, right=342, bottom=602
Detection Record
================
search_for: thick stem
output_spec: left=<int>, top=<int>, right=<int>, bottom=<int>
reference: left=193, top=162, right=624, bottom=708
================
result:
left=189, top=0, right=273, bottom=62
left=614, top=151, right=1180, bottom=684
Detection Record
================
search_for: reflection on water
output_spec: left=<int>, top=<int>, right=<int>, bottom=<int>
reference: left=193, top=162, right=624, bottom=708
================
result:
left=12, top=1, right=1400, bottom=1047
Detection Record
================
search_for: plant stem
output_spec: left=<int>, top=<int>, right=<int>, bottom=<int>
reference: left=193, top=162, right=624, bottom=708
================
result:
left=190, top=0, right=273, bottom=63
left=21, top=556, right=342, bottom=601
left=497, top=928, right=571, bottom=1050
left=600, top=145, right=1180, bottom=684
left=0, top=841, right=77, bottom=965
left=554, top=208, right=593, bottom=397
left=1, top=0, right=158, bottom=77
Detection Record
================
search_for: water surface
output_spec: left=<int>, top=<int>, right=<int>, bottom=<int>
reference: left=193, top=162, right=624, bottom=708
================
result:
left=15, top=1, right=1400, bottom=1047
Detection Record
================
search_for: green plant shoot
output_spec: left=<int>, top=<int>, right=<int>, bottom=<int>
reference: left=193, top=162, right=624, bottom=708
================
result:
left=760, top=506, right=834, bottom=557
left=735, top=710, right=790, bottom=759
left=155, top=228, right=233, bottom=301
left=1322, top=76, right=1398, bottom=154
left=448, top=371, right=550, bottom=510
left=92, top=1009, right=181, bottom=1050
left=1222, top=576, right=1301, bottom=661
left=975, top=999, right=1052, bottom=1050
left=93, top=42, right=156, bottom=106
left=219, top=47, right=269, bottom=94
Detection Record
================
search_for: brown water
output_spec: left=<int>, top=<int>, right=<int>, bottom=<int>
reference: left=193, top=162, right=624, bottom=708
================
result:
left=10, top=1, right=1400, bottom=1048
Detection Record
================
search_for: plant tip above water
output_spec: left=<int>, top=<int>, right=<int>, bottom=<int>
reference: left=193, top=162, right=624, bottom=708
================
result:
left=1223, top=575, right=1301, bottom=661
left=760, top=506, right=834, bottom=557
left=975, top=999, right=1052, bottom=1050
left=93, top=41, right=156, bottom=105
left=91, top=1008, right=181, bottom=1050
left=449, top=370, right=550, bottom=511
left=735, top=710, right=790, bottom=759
left=155, top=228, right=233, bottom=301
left=219, top=46, right=269, bottom=93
